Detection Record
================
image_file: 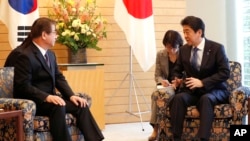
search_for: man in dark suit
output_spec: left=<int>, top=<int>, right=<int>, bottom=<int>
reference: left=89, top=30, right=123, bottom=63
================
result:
left=169, top=16, right=230, bottom=141
left=4, top=17, right=104, bottom=141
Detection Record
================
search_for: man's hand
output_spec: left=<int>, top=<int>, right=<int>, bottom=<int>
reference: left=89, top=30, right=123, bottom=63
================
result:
left=45, top=95, right=66, bottom=106
left=70, top=95, right=88, bottom=108
left=185, top=77, right=203, bottom=89
left=171, top=77, right=182, bottom=89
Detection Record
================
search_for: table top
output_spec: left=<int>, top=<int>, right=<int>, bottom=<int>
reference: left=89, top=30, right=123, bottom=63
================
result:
left=58, top=63, right=104, bottom=67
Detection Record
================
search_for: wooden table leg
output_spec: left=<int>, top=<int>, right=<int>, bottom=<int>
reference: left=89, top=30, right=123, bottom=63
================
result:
left=16, top=112, right=23, bottom=141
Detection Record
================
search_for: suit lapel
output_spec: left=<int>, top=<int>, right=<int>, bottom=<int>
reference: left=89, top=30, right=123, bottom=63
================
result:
left=185, top=45, right=193, bottom=70
left=46, top=51, right=55, bottom=74
left=200, top=40, right=211, bottom=71
left=31, top=45, right=56, bottom=89
left=32, top=45, right=54, bottom=76
left=37, top=52, right=52, bottom=73
left=45, top=51, right=56, bottom=84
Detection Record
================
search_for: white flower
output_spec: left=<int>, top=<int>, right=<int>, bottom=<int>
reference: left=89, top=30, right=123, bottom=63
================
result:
left=61, top=32, right=67, bottom=36
left=70, top=31, right=76, bottom=36
left=72, top=19, right=81, bottom=27
left=81, top=28, right=86, bottom=34
left=85, top=24, right=90, bottom=31
left=72, top=7, right=76, bottom=13
left=74, top=34, right=79, bottom=41
left=62, top=29, right=71, bottom=36
left=86, top=31, right=91, bottom=35
left=79, top=7, right=84, bottom=12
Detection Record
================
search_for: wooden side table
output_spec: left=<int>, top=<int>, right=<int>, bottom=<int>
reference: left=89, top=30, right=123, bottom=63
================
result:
left=62, top=69, right=105, bottom=129
left=58, top=63, right=105, bottom=129
left=0, top=110, right=23, bottom=141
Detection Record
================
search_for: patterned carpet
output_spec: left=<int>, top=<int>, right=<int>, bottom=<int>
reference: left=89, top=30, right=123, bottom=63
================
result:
left=102, top=122, right=152, bottom=141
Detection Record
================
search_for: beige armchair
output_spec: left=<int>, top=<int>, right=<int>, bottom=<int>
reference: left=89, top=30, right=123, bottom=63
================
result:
left=154, top=61, right=250, bottom=140
left=0, top=67, right=91, bottom=141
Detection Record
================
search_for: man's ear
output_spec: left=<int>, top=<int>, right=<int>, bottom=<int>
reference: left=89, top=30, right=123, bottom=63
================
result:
left=197, top=29, right=203, bottom=36
left=42, top=31, right=47, bottom=40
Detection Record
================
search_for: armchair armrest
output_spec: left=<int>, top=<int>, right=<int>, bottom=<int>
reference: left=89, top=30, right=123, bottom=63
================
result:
left=0, top=98, right=36, bottom=140
left=229, top=86, right=250, bottom=121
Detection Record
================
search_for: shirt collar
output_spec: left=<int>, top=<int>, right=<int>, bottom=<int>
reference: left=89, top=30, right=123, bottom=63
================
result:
left=194, top=38, right=205, bottom=51
left=32, top=41, right=47, bottom=56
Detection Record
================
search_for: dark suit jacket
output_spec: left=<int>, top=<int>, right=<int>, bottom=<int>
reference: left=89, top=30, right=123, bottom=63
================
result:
left=173, top=38, right=230, bottom=102
left=5, top=43, right=74, bottom=104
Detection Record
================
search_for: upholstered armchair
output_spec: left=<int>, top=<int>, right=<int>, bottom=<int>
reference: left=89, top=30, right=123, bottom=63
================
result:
left=154, top=61, right=250, bottom=141
left=0, top=67, right=91, bottom=141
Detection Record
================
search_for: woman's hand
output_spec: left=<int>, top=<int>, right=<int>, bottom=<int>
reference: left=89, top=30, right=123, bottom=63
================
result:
left=161, top=80, right=170, bottom=87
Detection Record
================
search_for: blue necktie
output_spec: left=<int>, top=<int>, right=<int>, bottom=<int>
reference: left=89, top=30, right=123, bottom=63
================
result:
left=191, top=47, right=198, bottom=71
left=45, top=53, right=50, bottom=68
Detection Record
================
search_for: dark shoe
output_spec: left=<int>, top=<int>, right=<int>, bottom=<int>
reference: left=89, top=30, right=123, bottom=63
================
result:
left=148, top=135, right=156, bottom=141
left=173, top=137, right=181, bottom=141
left=148, top=125, right=158, bottom=141
left=200, top=138, right=208, bottom=141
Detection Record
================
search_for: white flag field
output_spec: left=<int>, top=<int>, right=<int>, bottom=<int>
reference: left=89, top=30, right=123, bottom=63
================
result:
left=114, top=0, right=156, bottom=72
left=0, top=0, right=39, bottom=49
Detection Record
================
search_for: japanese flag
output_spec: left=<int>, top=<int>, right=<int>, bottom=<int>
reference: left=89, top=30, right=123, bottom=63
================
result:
left=114, top=0, right=156, bottom=72
left=0, top=0, right=39, bottom=49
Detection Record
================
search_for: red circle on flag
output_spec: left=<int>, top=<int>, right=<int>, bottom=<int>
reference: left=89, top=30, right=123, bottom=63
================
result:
left=123, top=0, right=152, bottom=19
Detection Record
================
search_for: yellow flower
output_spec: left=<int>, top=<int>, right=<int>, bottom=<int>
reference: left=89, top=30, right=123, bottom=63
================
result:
left=67, top=0, right=74, bottom=6
left=86, top=0, right=93, bottom=4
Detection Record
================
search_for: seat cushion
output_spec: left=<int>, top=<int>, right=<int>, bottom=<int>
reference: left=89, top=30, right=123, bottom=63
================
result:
left=34, top=113, right=76, bottom=132
left=164, top=104, right=233, bottom=119
left=158, top=126, right=230, bottom=141
left=158, top=117, right=231, bottom=140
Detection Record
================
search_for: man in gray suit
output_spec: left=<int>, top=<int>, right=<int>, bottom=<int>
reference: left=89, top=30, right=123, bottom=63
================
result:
left=5, top=17, right=104, bottom=141
left=170, top=16, right=230, bottom=141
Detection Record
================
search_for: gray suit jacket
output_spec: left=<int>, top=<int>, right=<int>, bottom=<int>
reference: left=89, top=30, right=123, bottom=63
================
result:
left=154, top=50, right=170, bottom=84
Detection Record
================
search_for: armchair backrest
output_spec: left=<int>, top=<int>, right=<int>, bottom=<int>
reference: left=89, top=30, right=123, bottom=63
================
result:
left=226, top=61, right=242, bottom=92
left=0, top=67, right=14, bottom=98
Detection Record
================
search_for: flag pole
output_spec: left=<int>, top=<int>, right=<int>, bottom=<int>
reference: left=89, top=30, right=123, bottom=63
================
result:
left=106, top=46, right=151, bottom=131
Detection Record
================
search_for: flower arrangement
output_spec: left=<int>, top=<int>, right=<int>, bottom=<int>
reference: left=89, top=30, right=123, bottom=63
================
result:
left=49, top=0, right=107, bottom=54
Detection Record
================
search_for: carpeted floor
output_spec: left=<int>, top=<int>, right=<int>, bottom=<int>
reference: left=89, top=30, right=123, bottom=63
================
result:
left=102, top=122, right=153, bottom=141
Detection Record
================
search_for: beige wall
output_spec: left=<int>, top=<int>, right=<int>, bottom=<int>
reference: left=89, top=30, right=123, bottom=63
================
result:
left=0, top=0, right=186, bottom=124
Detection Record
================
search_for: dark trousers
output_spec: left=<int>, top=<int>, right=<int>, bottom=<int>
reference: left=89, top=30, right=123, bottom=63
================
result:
left=36, top=100, right=104, bottom=141
left=169, top=92, right=219, bottom=139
